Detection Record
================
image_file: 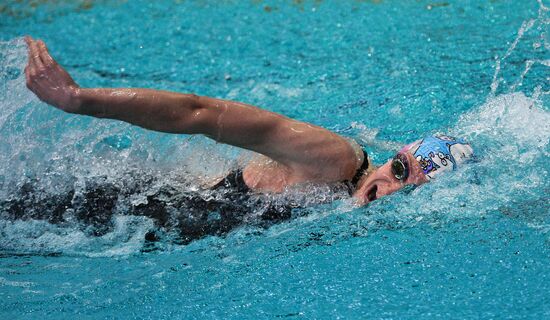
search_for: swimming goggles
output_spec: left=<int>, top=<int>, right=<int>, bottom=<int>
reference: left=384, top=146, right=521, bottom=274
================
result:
left=391, top=153, right=409, bottom=182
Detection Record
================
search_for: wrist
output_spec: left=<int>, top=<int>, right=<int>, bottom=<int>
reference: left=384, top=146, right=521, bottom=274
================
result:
left=71, top=88, right=112, bottom=118
left=65, top=86, right=83, bottom=114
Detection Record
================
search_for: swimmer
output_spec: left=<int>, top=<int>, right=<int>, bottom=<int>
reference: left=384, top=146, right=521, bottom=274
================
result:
left=23, top=36, right=474, bottom=208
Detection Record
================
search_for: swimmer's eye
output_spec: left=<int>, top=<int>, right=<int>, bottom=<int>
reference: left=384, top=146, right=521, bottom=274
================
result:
left=391, top=153, right=409, bottom=182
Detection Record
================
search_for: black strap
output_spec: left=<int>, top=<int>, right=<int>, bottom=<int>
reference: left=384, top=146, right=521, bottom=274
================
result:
left=212, top=169, right=251, bottom=193
left=349, top=150, right=369, bottom=186
left=217, top=150, right=369, bottom=196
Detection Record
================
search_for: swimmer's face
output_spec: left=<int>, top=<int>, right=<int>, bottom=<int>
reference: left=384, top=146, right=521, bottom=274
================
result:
left=353, top=151, right=428, bottom=206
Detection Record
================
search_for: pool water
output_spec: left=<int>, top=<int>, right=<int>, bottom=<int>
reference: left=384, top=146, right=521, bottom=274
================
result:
left=1, top=0, right=549, bottom=318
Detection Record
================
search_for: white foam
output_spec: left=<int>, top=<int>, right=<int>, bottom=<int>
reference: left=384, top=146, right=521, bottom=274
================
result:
left=0, top=216, right=155, bottom=257
left=0, top=0, right=548, bottom=255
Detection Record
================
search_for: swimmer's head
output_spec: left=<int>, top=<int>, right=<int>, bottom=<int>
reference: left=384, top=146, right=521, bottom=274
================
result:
left=354, top=134, right=474, bottom=205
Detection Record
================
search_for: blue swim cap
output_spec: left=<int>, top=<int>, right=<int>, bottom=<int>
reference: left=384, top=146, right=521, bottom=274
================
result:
left=402, top=135, right=474, bottom=179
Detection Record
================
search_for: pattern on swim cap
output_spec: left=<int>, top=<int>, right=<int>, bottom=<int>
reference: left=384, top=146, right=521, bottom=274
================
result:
left=408, top=135, right=474, bottom=179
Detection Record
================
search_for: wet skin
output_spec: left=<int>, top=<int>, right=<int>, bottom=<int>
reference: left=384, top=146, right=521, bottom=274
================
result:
left=23, top=36, right=427, bottom=207
left=353, top=152, right=428, bottom=206
left=23, top=36, right=361, bottom=194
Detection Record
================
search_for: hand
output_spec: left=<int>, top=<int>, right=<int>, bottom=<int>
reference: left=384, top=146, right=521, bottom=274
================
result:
left=24, top=36, right=81, bottom=113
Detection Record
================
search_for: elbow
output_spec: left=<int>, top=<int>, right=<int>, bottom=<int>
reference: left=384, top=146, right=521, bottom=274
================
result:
left=174, top=94, right=209, bottom=134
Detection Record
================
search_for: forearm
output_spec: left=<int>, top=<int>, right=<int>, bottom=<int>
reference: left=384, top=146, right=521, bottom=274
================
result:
left=72, top=87, right=352, bottom=174
left=73, top=88, right=286, bottom=144
left=74, top=88, right=202, bottom=133
left=73, top=87, right=310, bottom=161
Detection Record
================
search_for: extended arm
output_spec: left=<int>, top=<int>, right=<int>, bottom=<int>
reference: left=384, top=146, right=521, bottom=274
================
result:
left=74, top=89, right=352, bottom=168
left=24, top=37, right=361, bottom=181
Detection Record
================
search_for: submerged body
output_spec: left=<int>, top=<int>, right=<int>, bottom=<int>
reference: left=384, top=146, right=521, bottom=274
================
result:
left=0, top=173, right=297, bottom=243
left=1, top=151, right=368, bottom=242
left=17, top=36, right=473, bottom=240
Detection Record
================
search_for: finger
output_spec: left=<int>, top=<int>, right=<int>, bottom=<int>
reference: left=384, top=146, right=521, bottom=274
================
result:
left=25, top=36, right=36, bottom=56
left=25, top=38, right=39, bottom=83
left=37, top=40, right=55, bottom=67
left=29, top=38, right=44, bottom=70
left=24, top=35, right=34, bottom=45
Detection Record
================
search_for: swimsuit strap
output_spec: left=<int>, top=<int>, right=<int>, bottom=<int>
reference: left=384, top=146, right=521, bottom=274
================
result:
left=212, top=168, right=251, bottom=193
left=216, top=148, right=369, bottom=196
left=346, top=149, right=369, bottom=193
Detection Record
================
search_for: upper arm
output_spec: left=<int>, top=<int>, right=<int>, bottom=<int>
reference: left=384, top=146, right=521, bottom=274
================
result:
left=191, top=96, right=361, bottom=182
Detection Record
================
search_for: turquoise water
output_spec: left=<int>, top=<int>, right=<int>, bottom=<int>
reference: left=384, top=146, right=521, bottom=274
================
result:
left=1, top=0, right=549, bottom=318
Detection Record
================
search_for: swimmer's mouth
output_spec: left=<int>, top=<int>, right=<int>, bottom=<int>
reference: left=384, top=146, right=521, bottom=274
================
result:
left=366, top=185, right=378, bottom=203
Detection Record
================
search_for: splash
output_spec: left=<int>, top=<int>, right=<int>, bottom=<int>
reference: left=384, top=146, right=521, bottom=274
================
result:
left=0, top=38, right=242, bottom=255
left=0, top=39, right=36, bottom=128
left=0, top=38, right=341, bottom=255
left=281, top=1, right=550, bottom=241
left=490, top=0, right=550, bottom=98
left=1, top=1, right=549, bottom=256
left=278, top=91, right=549, bottom=245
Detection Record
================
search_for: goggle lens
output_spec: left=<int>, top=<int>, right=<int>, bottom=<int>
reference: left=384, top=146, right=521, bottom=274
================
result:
left=391, top=153, right=409, bottom=181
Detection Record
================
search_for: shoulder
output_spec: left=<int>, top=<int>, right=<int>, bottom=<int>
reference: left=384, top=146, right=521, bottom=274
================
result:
left=286, top=135, right=364, bottom=183
left=239, top=115, right=365, bottom=186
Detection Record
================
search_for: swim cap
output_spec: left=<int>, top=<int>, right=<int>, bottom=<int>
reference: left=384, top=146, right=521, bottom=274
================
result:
left=401, top=135, right=474, bottom=179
